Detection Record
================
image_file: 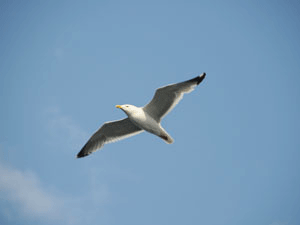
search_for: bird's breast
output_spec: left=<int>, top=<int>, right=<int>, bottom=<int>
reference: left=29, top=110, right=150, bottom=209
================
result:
left=129, top=110, right=161, bottom=134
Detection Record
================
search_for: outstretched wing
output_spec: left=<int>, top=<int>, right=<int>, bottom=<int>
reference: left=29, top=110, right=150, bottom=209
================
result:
left=77, top=118, right=143, bottom=158
left=143, top=73, right=206, bottom=122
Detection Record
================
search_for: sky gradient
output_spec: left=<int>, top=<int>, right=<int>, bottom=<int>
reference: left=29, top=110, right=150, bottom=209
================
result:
left=1, top=1, right=300, bottom=225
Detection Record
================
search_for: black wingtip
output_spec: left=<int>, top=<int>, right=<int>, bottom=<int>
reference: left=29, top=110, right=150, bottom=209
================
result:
left=76, top=154, right=83, bottom=158
left=196, top=72, right=206, bottom=85
left=76, top=151, right=91, bottom=158
left=76, top=146, right=89, bottom=158
left=76, top=152, right=85, bottom=158
left=188, top=72, right=206, bottom=85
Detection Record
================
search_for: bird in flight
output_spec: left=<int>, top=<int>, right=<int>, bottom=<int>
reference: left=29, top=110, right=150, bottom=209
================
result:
left=77, top=73, right=206, bottom=158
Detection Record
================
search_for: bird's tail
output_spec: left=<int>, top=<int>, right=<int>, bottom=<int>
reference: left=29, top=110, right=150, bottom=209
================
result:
left=159, top=129, right=174, bottom=144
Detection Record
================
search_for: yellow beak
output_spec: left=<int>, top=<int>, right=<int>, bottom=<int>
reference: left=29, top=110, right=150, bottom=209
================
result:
left=115, top=105, right=122, bottom=109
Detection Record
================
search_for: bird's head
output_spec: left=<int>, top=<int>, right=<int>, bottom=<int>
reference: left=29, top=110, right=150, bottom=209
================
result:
left=115, top=104, right=138, bottom=116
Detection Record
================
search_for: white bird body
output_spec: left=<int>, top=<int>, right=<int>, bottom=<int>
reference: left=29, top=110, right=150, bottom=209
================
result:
left=77, top=73, right=206, bottom=158
left=120, top=105, right=173, bottom=143
left=126, top=106, right=159, bottom=134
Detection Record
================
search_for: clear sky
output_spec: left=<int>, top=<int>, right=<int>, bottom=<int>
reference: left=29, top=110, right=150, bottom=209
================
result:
left=0, top=1, right=300, bottom=225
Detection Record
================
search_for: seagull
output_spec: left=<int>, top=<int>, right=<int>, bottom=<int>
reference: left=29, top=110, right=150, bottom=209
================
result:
left=77, top=73, right=206, bottom=158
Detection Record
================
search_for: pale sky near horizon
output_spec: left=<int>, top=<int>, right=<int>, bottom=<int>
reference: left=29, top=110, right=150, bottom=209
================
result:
left=1, top=1, right=300, bottom=225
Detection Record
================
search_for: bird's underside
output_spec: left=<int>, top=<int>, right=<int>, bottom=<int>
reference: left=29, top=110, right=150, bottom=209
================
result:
left=76, top=73, right=206, bottom=158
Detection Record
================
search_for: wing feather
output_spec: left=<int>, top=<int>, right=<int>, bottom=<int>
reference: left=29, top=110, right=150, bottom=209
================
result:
left=77, top=118, right=143, bottom=158
left=143, top=73, right=206, bottom=122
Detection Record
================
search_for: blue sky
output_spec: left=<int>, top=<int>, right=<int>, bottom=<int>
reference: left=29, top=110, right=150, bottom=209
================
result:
left=1, top=1, right=300, bottom=225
